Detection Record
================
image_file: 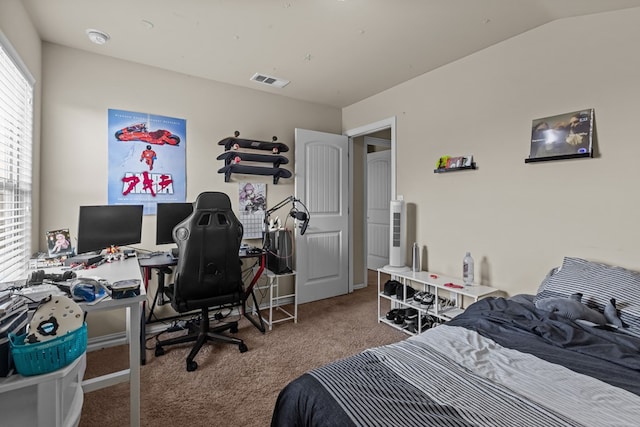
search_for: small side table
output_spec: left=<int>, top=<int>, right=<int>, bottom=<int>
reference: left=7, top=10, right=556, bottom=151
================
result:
left=257, top=269, right=297, bottom=330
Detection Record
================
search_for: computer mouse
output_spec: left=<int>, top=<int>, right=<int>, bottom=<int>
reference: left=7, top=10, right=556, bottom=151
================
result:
left=70, top=278, right=108, bottom=303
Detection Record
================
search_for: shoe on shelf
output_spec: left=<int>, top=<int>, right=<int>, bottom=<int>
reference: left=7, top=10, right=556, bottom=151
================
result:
left=393, top=309, right=407, bottom=325
left=405, top=314, right=435, bottom=334
left=386, top=308, right=402, bottom=321
left=383, top=280, right=401, bottom=296
left=413, top=291, right=426, bottom=303
left=396, top=285, right=416, bottom=301
left=419, top=292, right=435, bottom=307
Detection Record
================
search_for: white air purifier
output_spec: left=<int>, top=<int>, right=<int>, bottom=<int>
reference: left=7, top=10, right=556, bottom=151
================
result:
left=383, top=199, right=410, bottom=272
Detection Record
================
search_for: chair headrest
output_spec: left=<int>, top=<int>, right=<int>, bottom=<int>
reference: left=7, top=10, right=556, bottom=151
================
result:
left=194, top=192, right=231, bottom=210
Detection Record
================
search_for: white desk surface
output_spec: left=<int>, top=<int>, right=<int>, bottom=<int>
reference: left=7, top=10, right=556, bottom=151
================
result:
left=29, top=255, right=145, bottom=427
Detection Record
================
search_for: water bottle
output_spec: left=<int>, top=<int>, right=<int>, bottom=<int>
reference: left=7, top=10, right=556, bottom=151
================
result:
left=411, top=242, right=420, bottom=272
left=463, top=252, right=474, bottom=285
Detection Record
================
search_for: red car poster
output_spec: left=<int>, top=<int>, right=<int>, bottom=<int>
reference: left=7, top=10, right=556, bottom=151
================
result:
left=108, top=109, right=186, bottom=214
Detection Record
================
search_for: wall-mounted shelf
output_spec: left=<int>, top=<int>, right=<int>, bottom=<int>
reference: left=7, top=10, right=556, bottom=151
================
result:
left=524, top=152, right=591, bottom=163
left=434, top=163, right=477, bottom=173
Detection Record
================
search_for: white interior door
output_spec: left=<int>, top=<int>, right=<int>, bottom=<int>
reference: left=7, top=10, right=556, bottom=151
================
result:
left=366, top=150, right=391, bottom=269
left=295, top=128, right=349, bottom=304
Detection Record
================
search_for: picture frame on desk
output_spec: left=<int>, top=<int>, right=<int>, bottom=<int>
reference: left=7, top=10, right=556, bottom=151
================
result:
left=45, top=228, right=73, bottom=257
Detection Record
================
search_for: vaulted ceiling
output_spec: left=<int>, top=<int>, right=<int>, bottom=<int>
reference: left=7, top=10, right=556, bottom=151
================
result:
left=22, top=0, right=640, bottom=108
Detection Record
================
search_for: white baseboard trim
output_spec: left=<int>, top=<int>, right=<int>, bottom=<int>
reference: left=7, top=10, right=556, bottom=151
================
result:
left=88, top=298, right=297, bottom=350
left=87, top=333, right=127, bottom=352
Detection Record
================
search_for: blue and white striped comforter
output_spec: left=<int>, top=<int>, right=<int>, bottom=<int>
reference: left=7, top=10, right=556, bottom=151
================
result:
left=272, top=297, right=640, bottom=427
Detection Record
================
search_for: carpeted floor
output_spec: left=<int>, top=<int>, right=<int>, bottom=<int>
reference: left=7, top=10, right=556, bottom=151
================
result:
left=79, top=272, right=405, bottom=426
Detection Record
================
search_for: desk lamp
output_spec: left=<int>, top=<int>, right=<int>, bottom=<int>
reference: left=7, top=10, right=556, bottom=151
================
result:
left=263, top=195, right=310, bottom=244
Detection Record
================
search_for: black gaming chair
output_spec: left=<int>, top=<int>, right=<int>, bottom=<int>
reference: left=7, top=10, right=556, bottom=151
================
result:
left=154, top=191, right=248, bottom=371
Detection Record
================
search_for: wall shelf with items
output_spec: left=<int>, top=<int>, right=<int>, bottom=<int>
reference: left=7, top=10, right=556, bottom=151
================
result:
left=434, top=163, right=477, bottom=173
left=377, top=267, right=500, bottom=336
left=524, top=152, right=591, bottom=163
left=434, top=154, right=476, bottom=173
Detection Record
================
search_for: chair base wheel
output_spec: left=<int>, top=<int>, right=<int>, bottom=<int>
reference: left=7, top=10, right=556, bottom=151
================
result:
left=155, top=347, right=165, bottom=357
left=230, top=324, right=238, bottom=333
left=187, top=360, right=198, bottom=371
left=239, top=343, right=248, bottom=353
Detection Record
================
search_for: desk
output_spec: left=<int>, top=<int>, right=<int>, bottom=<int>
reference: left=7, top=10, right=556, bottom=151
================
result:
left=138, top=253, right=177, bottom=323
left=140, top=251, right=267, bottom=333
left=35, top=256, right=145, bottom=427
left=241, top=251, right=267, bottom=333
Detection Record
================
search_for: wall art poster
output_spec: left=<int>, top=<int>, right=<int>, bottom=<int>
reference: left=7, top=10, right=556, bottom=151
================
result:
left=239, top=182, right=266, bottom=239
left=108, top=109, right=187, bottom=215
left=529, top=108, right=594, bottom=160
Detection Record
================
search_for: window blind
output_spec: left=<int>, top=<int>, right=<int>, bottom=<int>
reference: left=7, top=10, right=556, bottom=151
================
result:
left=0, top=32, right=34, bottom=282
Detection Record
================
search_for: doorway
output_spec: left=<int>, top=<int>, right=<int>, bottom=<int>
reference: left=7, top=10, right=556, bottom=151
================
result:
left=345, top=117, right=396, bottom=289
left=365, top=137, right=391, bottom=271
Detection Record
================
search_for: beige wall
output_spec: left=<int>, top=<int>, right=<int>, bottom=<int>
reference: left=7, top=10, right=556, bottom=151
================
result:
left=37, top=43, right=340, bottom=336
left=344, top=8, right=640, bottom=297
left=39, top=43, right=341, bottom=250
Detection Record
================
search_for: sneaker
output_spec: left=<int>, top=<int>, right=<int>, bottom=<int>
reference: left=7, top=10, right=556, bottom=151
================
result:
left=419, top=292, right=435, bottom=307
left=405, top=315, right=434, bottom=333
left=383, top=280, right=401, bottom=296
left=385, top=308, right=402, bottom=321
left=396, top=285, right=416, bottom=300
left=413, top=290, right=426, bottom=303
left=393, top=309, right=407, bottom=325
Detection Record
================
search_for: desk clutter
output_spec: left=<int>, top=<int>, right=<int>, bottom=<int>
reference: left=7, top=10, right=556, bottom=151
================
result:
left=217, top=131, right=291, bottom=184
left=0, top=268, right=141, bottom=377
left=0, top=291, right=86, bottom=377
left=21, top=269, right=141, bottom=304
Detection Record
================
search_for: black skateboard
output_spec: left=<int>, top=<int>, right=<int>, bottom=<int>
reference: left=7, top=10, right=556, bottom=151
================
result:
left=216, top=151, right=289, bottom=168
left=218, top=131, right=289, bottom=154
left=218, top=164, right=292, bottom=184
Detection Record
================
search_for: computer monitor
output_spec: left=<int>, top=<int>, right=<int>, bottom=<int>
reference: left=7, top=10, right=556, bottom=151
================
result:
left=77, top=204, right=144, bottom=254
left=156, top=202, right=193, bottom=245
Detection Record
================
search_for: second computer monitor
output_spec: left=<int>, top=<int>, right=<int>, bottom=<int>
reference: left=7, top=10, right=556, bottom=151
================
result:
left=156, top=202, right=194, bottom=245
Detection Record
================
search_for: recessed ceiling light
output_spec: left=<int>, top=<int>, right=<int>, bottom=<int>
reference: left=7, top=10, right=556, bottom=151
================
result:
left=86, top=29, right=110, bottom=45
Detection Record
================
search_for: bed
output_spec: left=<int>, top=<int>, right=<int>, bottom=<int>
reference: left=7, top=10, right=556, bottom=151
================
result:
left=271, top=257, right=640, bottom=427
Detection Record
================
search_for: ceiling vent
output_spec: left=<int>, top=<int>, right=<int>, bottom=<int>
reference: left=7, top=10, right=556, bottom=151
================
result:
left=250, top=73, right=290, bottom=88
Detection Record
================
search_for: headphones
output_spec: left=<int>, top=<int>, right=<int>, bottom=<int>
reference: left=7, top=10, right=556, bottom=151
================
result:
left=289, top=208, right=310, bottom=235
left=27, top=269, right=77, bottom=286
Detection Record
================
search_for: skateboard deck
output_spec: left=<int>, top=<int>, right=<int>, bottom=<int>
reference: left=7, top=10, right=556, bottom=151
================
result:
left=218, top=131, right=289, bottom=154
left=216, top=151, right=288, bottom=168
left=218, top=164, right=292, bottom=184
